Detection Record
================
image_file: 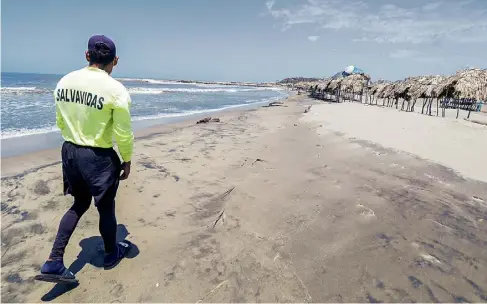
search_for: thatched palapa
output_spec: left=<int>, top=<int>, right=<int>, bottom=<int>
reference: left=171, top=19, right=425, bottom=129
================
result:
left=434, top=68, right=487, bottom=100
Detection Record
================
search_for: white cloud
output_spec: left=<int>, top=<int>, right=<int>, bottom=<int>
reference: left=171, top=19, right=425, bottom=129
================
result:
left=390, top=49, right=420, bottom=59
left=266, top=0, right=275, bottom=10
left=422, top=2, right=442, bottom=11
left=308, top=35, right=319, bottom=42
left=266, top=0, right=487, bottom=44
left=415, top=56, right=444, bottom=64
left=390, top=49, right=443, bottom=64
left=380, top=4, right=414, bottom=18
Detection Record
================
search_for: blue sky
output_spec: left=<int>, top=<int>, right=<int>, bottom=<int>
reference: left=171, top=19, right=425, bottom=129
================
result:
left=2, top=0, right=486, bottom=82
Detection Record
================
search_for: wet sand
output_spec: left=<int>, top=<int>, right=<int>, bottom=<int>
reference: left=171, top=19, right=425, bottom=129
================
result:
left=1, top=95, right=487, bottom=302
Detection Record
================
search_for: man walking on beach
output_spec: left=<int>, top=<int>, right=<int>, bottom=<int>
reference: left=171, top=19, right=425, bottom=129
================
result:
left=35, top=35, right=134, bottom=283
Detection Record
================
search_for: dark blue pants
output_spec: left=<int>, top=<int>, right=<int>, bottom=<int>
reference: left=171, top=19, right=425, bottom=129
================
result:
left=49, top=141, right=121, bottom=261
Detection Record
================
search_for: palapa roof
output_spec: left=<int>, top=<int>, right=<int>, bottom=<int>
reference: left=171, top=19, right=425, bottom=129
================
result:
left=408, top=75, right=447, bottom=99
left=309, top=81, right=323, bottom=90
left=315, top=77, right=333, bottom=92
left=340, top=74, right=371, bottom=92
left=369, top=81, right=391, bottom=96
left=316, top=74, right=371, bottom=93
left=327, top=78, right=343, bottom=91
left=434, top=68, right=487, bottom=100
left=377, top=81, right=402, bottom=99
left=393, top=76, right=425, bottom=100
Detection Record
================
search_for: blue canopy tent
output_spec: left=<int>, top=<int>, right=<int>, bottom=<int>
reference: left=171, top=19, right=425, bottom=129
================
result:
left=331, top=65, right=365, bottom=79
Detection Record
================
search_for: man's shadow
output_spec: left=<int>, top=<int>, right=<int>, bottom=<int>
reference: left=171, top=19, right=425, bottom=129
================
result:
left=41, top=224, right=139, bottom=301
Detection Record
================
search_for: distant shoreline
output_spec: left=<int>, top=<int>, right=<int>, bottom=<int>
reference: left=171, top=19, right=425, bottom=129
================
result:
left=1, top=71, right=280, bottom=87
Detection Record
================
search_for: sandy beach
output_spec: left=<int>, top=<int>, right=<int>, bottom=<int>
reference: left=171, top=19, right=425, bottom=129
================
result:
left=2, top=95, right=487, bottom=302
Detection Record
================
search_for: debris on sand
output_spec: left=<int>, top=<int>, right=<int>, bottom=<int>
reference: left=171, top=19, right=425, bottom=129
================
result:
left=263, top=101, right=287, bottom=108
left=304, top=106, right=312, bottom=113
left=252, top=158, right=266, bottom=165
left=196, top=117, right=221, bottom=124
left=212, top=209, right=225, bottom=228
left=211, top=187, right=236, bottom=228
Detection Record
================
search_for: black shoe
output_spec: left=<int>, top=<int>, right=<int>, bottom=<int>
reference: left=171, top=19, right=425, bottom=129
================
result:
left=35, top=261, right=78, bottom=284
left=104, top=240, right=132, bottom=270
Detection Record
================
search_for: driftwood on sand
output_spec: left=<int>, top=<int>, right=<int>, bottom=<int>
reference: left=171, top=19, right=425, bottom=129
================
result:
left=196, top=117, right=221, bottom=124
left=263, top=101, right=287, bottom=108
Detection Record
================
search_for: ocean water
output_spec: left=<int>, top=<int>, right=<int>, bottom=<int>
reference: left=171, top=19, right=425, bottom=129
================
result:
left=1, top=72, right=287, bottom=140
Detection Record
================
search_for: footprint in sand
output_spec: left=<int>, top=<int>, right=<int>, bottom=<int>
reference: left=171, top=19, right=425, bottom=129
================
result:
left=356, top=204, right=376, bottom=219
left=424, top=173, right=451, bottom=186
left=389, top=163, right=406, bottom=170
left=419, top=253, right=442, bottom=265
left=472, top=196, right=485, bottom=205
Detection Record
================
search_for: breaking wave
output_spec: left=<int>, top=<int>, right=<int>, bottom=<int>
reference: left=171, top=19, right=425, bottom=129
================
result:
left=1, top=126, right=59, bottom=139
left=128, top=87, right=283, bottom=94
left=1, top=87, right=51, bottom=95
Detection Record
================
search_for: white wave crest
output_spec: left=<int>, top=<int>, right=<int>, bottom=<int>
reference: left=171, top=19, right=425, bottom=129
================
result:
left=119, top=78, right=233, bottom=87
left=128, top=88, right=166, bottom=94
left=1, top=86, right=50, bottom=95
left=1, top=126, right=59, bottom=139
left=116, top=78, right=177, bottom=85
left=116, top=77, right=146, bottom=82
left=117, top=77, right=284, bottom=90
left=128, top=87, right=237, bottom=94
left=2, top=86, right=37, bottom=91
left=128, top=87, right=283, bottom=94
left=144, top=79, right=178, bottom=85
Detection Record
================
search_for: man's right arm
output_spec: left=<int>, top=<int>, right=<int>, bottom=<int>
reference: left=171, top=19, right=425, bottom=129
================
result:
left=113, top=89, right=134, bottom=163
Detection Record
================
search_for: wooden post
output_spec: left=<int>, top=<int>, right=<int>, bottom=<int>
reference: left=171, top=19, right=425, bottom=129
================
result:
left=456, top=98, right=460, bottom=119
left=410, top=99, right=416, bottom=112
left=442, top=98, right=446, bottom=117
left=467, top=99, right=473, bottom=119
left=364, top=80, right=368, bottom=104
left=422, top=98, right=428, bottom=114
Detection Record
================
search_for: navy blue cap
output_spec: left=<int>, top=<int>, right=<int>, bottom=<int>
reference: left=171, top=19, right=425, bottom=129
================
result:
left=88, top=35, right=116, bottom=59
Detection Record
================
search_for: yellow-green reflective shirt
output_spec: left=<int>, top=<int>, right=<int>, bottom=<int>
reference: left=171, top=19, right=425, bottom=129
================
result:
left=55, top=67, right=134, bottom=162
